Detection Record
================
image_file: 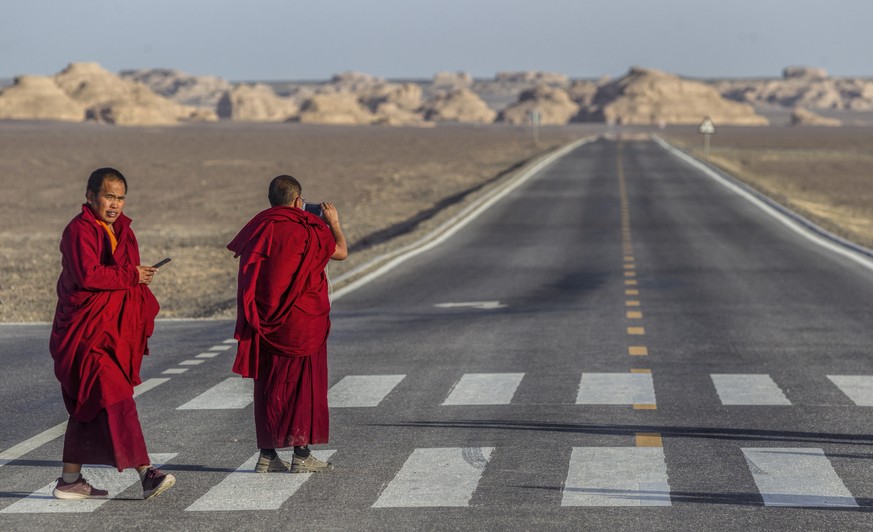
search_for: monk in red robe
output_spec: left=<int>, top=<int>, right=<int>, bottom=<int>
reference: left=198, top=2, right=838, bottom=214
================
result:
left=228, top=174, right=347, bottom=473
left=49, top=167, right=175, bottom=500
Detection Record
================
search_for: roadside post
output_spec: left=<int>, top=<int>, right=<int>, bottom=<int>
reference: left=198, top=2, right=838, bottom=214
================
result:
left=698, top=116, right=715, bottom=158
left=530, top=108, right=541, bottom=145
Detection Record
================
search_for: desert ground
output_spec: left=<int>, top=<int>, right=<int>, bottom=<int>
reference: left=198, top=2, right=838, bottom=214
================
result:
left=0, top=121, right=595, bottom=322
left=2, top=121, right=871, bottom=323
left=664, top=126, right=873, bottom=250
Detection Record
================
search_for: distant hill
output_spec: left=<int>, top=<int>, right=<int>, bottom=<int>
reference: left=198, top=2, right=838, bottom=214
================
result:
left=2, top=64, right=872, bottom=126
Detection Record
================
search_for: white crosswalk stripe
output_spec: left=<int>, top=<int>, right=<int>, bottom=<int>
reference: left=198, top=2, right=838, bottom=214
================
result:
left=575, top=373, right=656, bottom=405
left=1, top=454, right=176, bottom=514
left=710, top=374, right=791, bottom=405
left=742, top=448, right=857, bottom=507
left=209, top=345, right=233, bottom=351
left=562, top=447, right=671, bottom=507
left=372, top=447, right=493, bottom=507
left=186, top=450, right=335, bottom=511
left=177, top=377, right=253, bottom=410
left=328, top=375, right=405, bottom=407
left=827, top=375, right=873, bottom=406
left=133, top=378, right=170, bottom=398
left=442, top=373, right=524, bottom=405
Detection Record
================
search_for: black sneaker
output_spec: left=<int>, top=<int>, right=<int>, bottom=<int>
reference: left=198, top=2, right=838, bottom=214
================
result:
left=141, top=467, right=175, bottom=500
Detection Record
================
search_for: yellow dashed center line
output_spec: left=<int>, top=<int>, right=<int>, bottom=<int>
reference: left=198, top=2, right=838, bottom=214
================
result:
left=619, top=144, right=657, bottom=410
left=619, top=142, right=654, bottom=364
left=635, top=433, right=663, bottom=447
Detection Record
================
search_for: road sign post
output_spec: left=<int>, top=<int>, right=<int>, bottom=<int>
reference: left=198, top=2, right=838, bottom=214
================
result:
left=530, top=109, right=541, bottom=145
left=698, top=116, right=716, bottom=158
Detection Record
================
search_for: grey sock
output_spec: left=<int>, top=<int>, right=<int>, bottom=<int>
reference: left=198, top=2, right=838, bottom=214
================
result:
left=138, top=467, right=152, bottom=480
left=61, top=472, right=80, bottom=483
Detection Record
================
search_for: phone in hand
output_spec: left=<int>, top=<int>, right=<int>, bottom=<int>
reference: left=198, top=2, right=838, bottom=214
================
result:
left=152, top=258, right=171, bottom=268
left=303, top=202, right=324, bottom=218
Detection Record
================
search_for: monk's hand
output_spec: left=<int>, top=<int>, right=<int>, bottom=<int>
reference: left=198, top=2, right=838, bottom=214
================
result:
left=322, top=202, right=340, bottom=227
left=136, top=266, right=158, bottom=285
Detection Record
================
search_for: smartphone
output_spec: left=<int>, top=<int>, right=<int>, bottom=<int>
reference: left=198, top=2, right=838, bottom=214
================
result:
left=303, top=202, right=324, bottom=218
left=152, top=258, right=172, bottom=268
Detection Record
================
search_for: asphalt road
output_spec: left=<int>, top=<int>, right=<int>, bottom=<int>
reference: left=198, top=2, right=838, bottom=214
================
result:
left=2, top=137, right=873, bottom=530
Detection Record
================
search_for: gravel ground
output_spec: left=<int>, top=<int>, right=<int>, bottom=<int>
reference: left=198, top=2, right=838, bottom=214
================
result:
left=0, top=121, right=598, bottom=322
left=664, top=125, right=873, bottom=250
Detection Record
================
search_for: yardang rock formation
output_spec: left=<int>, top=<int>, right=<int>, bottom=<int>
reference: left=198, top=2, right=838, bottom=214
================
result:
left=579, top=67, right=767, bottom=125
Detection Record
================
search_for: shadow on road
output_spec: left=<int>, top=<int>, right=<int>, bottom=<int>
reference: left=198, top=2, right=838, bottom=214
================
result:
left=376, top=419, right=873, bottom=447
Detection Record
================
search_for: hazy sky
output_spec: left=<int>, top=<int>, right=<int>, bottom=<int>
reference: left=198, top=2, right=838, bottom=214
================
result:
left=2, top=0, right=871, bottom=81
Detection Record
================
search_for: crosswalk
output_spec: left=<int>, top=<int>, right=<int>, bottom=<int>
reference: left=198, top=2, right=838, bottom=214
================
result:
left=710, top=374, right=791, bottom=406
left=562, top=447, right=670, bottom=507
left=186, top=450, right=336, bottom=512
left=2, top=444, right=860, bottom=512
left=372, top=447, right=493, bottom=507
left=4, top=369, right=873, bottom=514
left=168, top=371, right=873, bottom=409
left=742, top=448, right=857, bottom=508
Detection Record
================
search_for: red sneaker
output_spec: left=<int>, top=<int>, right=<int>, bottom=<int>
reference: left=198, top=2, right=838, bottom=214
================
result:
left=52, top=476, right=109, bottom=500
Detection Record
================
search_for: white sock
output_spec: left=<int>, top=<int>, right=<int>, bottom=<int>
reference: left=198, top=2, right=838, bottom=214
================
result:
left=62, top=472, right=81, bottom=483
left=138, top=466, right=152, bottom=480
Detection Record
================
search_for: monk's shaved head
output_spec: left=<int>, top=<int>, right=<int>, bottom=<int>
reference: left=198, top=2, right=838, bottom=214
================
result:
left=268, top=175, right=302, bottom=207
left=87, top=167, right=127, bottom=195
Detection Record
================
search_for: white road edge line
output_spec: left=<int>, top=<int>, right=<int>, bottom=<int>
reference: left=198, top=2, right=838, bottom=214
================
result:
left=330, top=136, right=597, bottom=301
left=653, top=135, right=873, bottom=274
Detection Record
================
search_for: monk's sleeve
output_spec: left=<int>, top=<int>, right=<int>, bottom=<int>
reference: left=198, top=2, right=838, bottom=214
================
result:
left=63, top=222, right=139, bottom=290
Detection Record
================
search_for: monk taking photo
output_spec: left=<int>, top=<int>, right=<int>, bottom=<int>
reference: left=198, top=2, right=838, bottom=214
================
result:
left=228, top=174, right=348, bottom=473
left=49, top=167, right=175, bottom=500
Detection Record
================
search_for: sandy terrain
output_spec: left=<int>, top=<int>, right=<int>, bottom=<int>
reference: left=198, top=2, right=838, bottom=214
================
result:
left=0, top=121, right=594, bottom=322
left=664, top=126, right=873, bottom=250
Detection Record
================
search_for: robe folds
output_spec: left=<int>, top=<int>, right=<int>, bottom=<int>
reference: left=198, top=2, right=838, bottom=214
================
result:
left=50, top=205, right=158, bottom=469
left=227, top=206, right=335, bottom=377
left=228, top=206, right=335, bottom=447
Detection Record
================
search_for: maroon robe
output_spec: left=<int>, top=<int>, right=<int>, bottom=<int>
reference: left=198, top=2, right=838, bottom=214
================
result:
left=228, top=206, right=335, bottom=448
left=50, top=205, right=159, bottom=469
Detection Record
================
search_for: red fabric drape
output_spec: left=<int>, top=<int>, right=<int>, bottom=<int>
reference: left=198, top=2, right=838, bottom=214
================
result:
left=62, top=397, right=150, bottom=470
left=50, top=205, right=159, bottom=422
left=227, top=206, right=335, bottom=379
left=253, top=344, right=329, bottom=448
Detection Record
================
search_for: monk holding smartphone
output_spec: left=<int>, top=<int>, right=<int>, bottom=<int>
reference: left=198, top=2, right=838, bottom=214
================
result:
left=49, top=167, right=175, bottom=500
left=228, top=174, right=348, bottom=474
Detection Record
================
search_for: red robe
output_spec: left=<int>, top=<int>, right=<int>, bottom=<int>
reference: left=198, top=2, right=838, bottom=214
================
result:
left=228, top=206, right=335, bottom=448
left=50, top=205, right=159, bottom=469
